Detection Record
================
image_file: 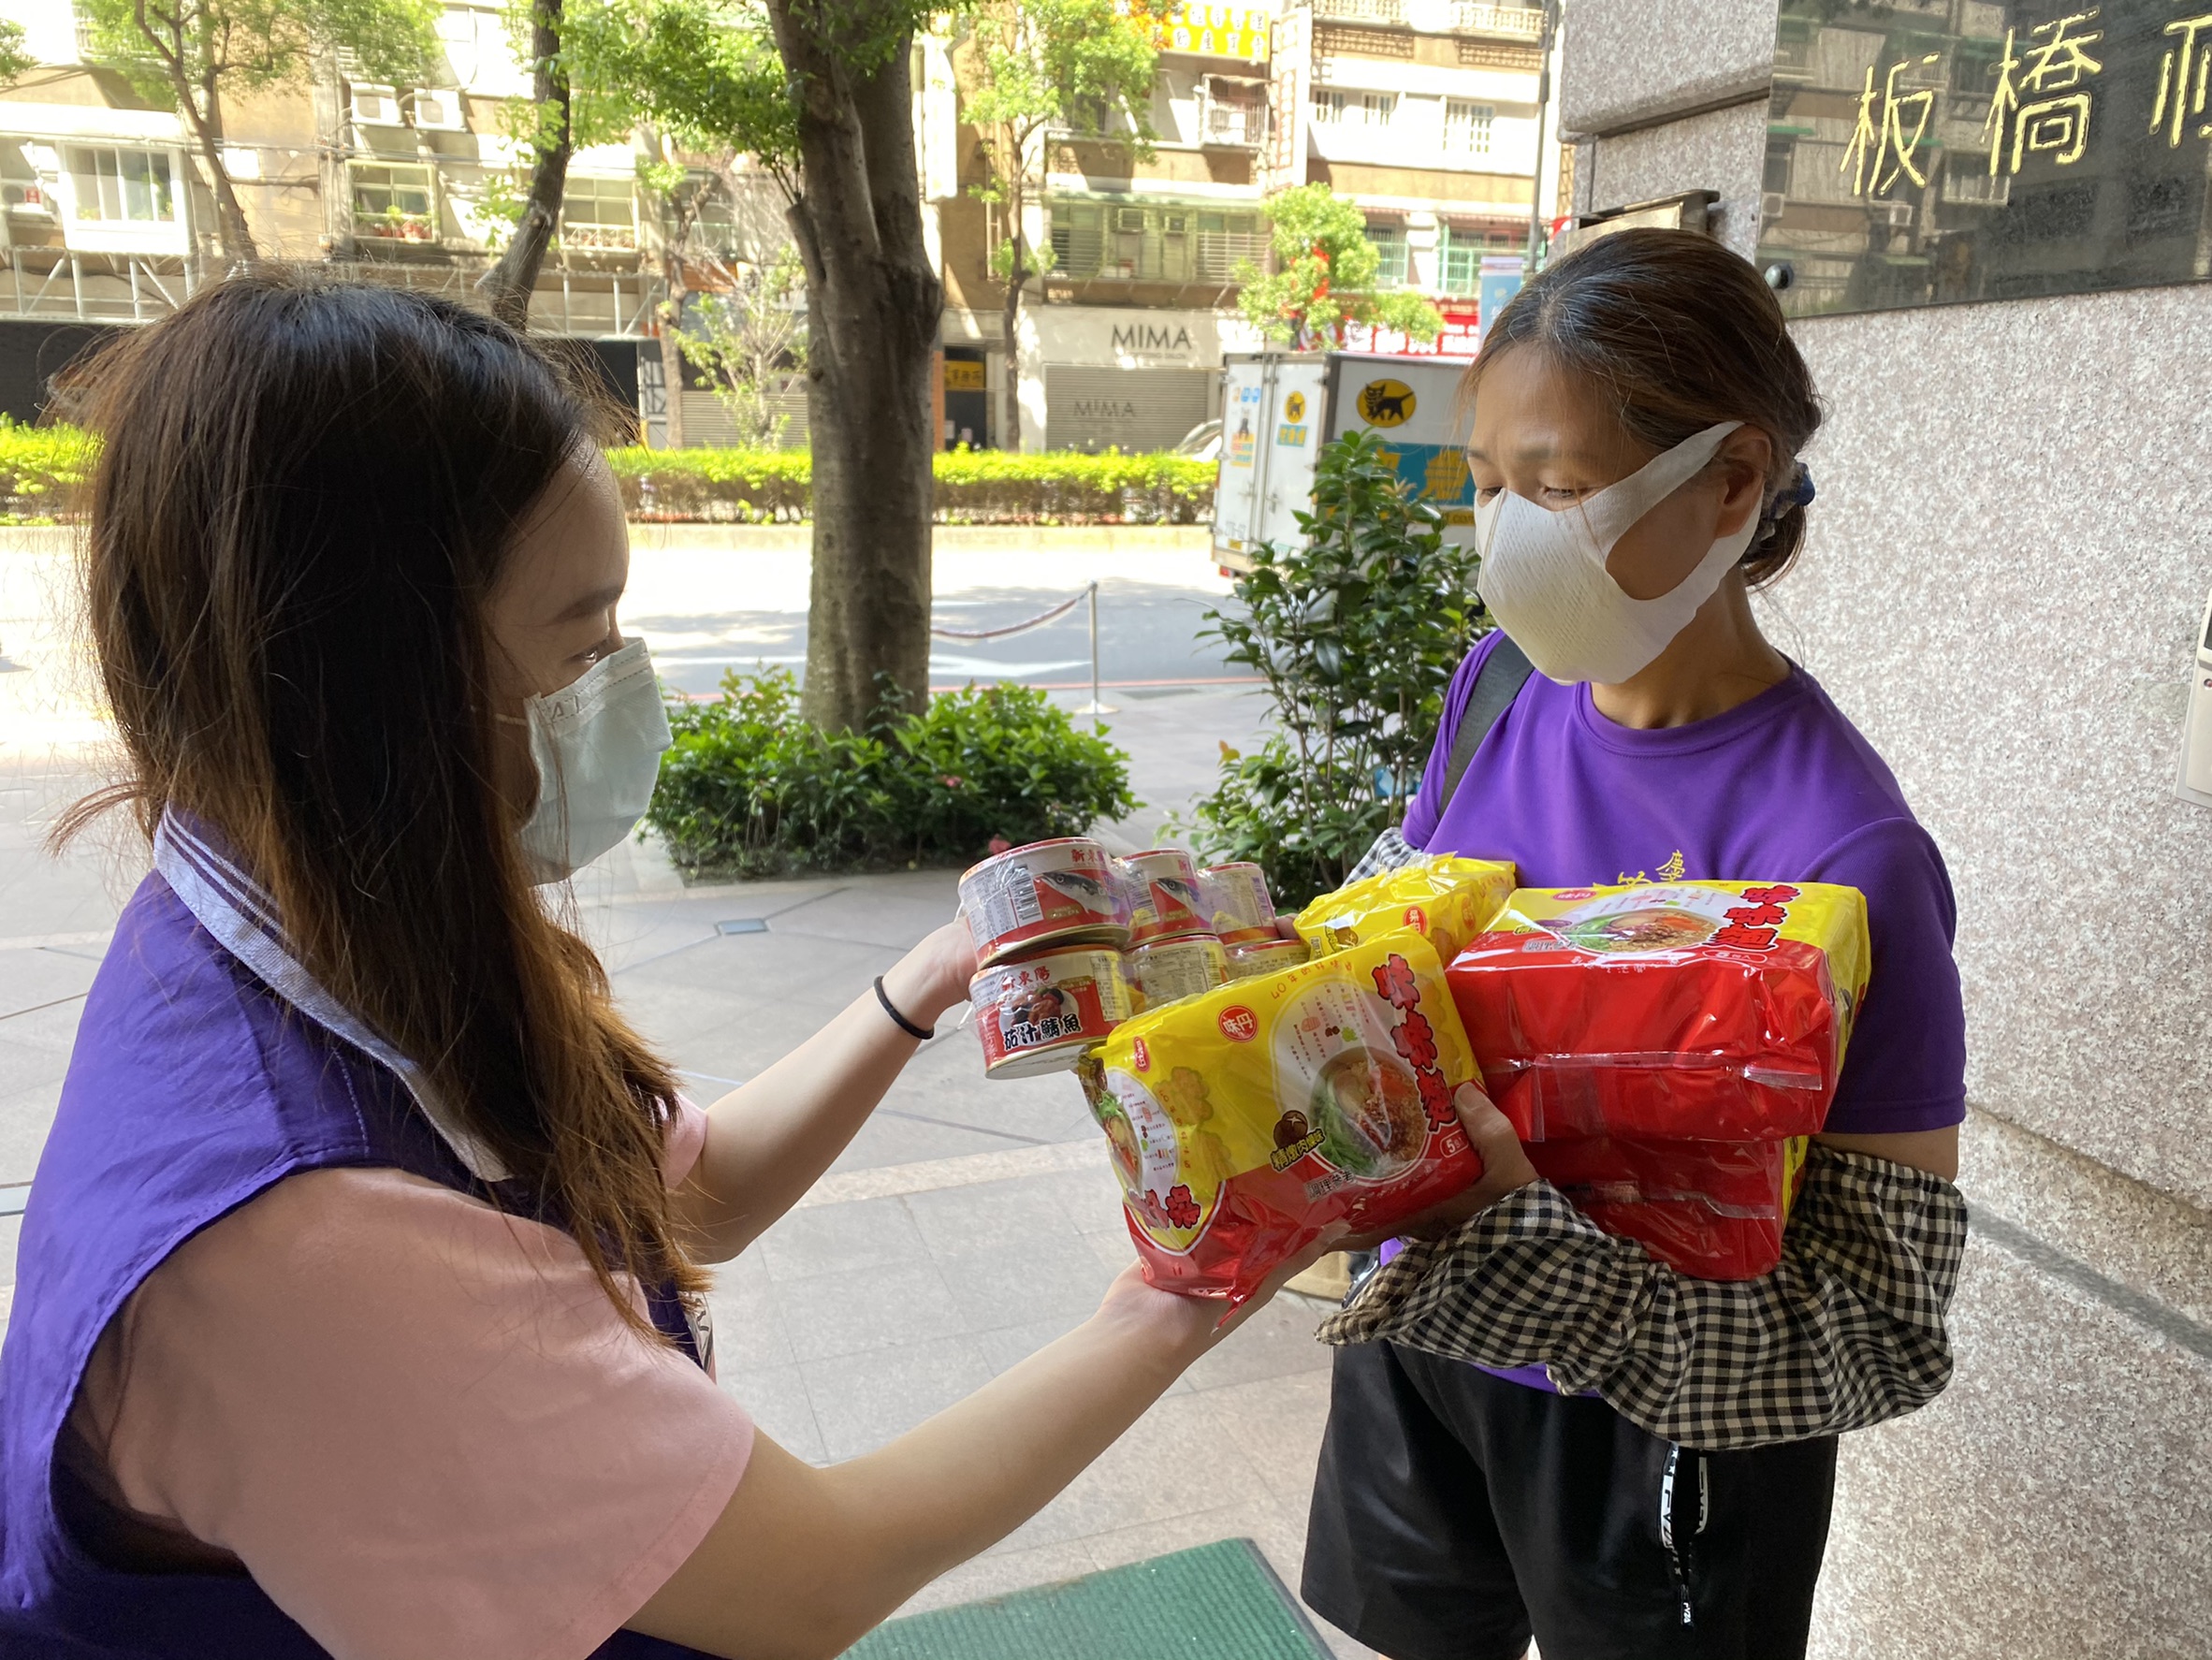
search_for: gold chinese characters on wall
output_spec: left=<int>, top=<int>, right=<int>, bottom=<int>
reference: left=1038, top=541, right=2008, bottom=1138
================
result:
left=1763, top=1, right=2212, bottom=315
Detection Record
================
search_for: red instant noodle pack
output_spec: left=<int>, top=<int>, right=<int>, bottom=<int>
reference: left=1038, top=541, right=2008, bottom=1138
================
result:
left=1446, top=881, right=1871, bottom=1279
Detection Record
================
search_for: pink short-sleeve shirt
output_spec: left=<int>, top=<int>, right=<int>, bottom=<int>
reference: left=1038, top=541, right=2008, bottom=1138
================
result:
left=63, top=1098, right=752, bottom=1660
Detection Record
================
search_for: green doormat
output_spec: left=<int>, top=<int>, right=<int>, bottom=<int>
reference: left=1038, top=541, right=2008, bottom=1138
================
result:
left=845, top=1537, right=1335, bottom=1660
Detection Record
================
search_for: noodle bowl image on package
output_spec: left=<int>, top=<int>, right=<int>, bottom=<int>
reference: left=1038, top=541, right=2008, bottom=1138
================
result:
left=1082, top=933, right=1489, bottom=1304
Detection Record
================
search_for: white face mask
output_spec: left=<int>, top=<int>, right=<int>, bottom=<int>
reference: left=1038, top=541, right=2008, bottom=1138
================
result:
left=1473, top=420, right=1756, bottom=686
left=516, top=638, right=672, bottom=884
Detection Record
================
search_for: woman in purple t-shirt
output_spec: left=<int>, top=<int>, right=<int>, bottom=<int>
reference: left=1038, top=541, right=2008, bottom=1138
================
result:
left=1300, top=230, right=1971, bottom=1660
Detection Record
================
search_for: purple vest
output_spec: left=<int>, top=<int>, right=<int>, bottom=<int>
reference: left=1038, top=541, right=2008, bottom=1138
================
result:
left=0, top=818, right=714, bottom=1657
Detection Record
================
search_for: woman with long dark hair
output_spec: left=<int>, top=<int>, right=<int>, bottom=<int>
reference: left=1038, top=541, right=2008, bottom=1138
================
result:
left=0, top=274, right=1340, bottom=1658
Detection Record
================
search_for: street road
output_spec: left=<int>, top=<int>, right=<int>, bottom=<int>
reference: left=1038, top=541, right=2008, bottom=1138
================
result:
left=619, top=535, right=1247, bottom=697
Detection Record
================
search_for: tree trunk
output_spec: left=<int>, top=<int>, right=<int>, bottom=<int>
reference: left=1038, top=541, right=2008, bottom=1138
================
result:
left=476, top=0, right=571, bottom=328
left=659, top=253, right=687, bottom=449
left=767, top=5, right=943, bottom=732
left=163, top=63, right=254, bottom=259
left=998, top=206, right=1024, bottom=454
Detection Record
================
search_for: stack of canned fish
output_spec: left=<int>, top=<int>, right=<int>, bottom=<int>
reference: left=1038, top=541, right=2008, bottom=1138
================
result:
left=961, top=837, right=1308, bottom=1079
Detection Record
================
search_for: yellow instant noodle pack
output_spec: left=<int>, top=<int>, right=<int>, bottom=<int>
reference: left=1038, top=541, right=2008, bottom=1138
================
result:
left=1293, top=857, right=1517, bottom=968
left=1084, top=931, right=1490, bottom=1303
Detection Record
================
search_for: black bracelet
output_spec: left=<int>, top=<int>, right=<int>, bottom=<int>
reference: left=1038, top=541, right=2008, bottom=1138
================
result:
left=874, top=975, right=935, bottom=1041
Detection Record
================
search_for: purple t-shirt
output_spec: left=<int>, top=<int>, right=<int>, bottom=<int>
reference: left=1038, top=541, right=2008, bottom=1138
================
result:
left=1405, top=632, right=1968, bottom=1139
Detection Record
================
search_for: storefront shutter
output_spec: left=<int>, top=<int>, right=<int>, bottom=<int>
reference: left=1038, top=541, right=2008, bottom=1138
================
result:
left=1043, top=365, right=1212, bottom=454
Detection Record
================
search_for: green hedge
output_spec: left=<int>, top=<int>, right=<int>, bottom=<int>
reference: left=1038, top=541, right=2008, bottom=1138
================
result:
left=648, top=667, right=1137, bottom=878
left=0, top=422, right=1215, bottom=528
left=606, top=446, right=1215, bottom=524
left=0, top=419, right=97, bottom=524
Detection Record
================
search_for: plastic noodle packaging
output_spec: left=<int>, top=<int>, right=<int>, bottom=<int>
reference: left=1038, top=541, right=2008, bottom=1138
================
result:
left=1447, top=880, right=1869, bottom=1282
left=1446, top=881, right=1870, bottom=1144
left=1083, top=932, right=1487, bottom=1304
left=1294, top=857, right=1517, bottom=968
left=1530, top=1135, right=1811, bottom=1281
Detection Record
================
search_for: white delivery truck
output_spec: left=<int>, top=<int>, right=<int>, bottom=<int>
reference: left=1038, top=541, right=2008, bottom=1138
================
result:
left=1210, top=351, right=1478, bottom=575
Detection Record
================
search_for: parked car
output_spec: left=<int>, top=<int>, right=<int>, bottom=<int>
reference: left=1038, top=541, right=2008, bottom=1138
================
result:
left=1173, top=418, right=1222, bottom=462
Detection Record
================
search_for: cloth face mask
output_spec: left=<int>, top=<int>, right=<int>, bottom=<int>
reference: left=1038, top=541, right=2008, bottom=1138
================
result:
left=1474, top=420, right=1756, bottom=686
left=517, top=637, right=672, bottom=883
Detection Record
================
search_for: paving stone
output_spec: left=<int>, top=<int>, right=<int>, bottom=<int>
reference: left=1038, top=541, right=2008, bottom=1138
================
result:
left=801, top=1334, right=996, bottom=1463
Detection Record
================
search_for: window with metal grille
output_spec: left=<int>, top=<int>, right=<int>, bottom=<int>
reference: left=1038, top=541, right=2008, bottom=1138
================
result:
left=1366, top=220, right=1406, bottom=285
left=1311, top=88, right=1346, bottom=124
left=1445, top=100, right=1495, bottom=158
left=67, top=147, right=177, bottom=224
left=1438, top=225, right=1478, bottom=294
left=561, top=176, right=637, bottom=251
left=1196, top=209, right=1263, bottom=281
left=1359, top=91, right=1396, bottom=125
left=1050, top=201, right=1104, bottom=276
left=351, top=163, right=435, bottom=240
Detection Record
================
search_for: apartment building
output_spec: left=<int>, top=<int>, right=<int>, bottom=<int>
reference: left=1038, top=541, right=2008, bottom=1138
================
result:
left=1268, top=0, right=1552, bottom=352
left=938, top=0, right=1555, bottom=453
left=0, top=0, right=753, bottom=422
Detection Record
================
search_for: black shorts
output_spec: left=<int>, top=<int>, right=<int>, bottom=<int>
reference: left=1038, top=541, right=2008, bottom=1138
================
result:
left=1302, top=1343, right=1839, bottom=1660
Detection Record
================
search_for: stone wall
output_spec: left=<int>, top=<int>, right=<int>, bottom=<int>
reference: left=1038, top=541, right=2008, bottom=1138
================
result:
left=1552, top=4, right=2212, bottom=1655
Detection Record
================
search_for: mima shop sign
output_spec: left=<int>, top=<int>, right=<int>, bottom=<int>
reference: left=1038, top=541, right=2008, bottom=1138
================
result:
left=1111, top=322, right=1195, bottom=357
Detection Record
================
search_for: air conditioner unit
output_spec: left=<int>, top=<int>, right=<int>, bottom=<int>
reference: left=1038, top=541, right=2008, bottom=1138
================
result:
left=1114, top=206, right=1148, bottom=232
left=1760, top=191, right=1787, bottom=220
left=410, top=88, right=465, bottom=131
left=1162, top=211, right=1191, bottom=233
left=350, top=83, right=404, bottom=127
left=1873, top=200, right=1914, bottom=228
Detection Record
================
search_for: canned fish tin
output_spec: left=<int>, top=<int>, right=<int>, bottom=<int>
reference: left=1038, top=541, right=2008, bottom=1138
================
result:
left=1122, top=849, right=1210, bottom=946
left=971, top=948, right=1134, bottom=1078
left=1227, top=938, right=1310, bottom=981
left=1127, top=935, right=1230, bottom=1011
left=960, top=837, right=1127, bottom=967
left=1201, top=862, right=1278, bottom=945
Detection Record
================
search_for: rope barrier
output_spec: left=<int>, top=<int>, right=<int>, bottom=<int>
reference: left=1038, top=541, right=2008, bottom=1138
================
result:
left=927, top=589, right=1087, bottom=641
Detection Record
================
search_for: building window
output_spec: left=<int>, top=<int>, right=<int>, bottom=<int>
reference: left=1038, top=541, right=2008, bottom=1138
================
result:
left=66, top=147, right=177, bottom=224
left=1438, top=225, right=1478, bottom=295
left=561, top=176, right=637, bottom=251
left=1445, top=100, right=1495, bottom=158
left=1048, top=199, right=1262, bottom=283
left=352, top=163, right=436, bottom=240
left=1312, top=89, right=1393, bottom=126
left=1367, top=220, right=1407, bottom=286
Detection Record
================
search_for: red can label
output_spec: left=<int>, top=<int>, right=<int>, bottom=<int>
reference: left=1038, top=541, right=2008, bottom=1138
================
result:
left=1122, top=849, right=1209, bottom=946
left=961, top=838, right=1127, bottom=967
left=971, top=949, right=1133, bottom=1078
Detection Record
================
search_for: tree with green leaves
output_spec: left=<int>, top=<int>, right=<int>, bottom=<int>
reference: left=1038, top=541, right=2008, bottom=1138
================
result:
left=79, top=0, right=440, bottom=262
left=0, top=22, right=34, bottom=83
left=511, top=0, right=929, bottom=730
left=1235, top=182, right=1445, bottom=351
left=960, top=0, right=1157, bottom=450
left=679, top=247, right=807, bottom=445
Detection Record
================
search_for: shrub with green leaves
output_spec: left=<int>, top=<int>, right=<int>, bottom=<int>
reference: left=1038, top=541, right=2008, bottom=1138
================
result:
left=604, top=445, right=1214, bottom=524
left=0, top=426, right=1215, bottom=528
left=0, top=419, right=97, bottom=524
left=1173, top=430, right=1487, bottom=908
left=648, top=667, right=1137, bottom=878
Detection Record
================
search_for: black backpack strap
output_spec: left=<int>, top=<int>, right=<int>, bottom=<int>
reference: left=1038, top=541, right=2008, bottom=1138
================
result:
left=1439, top=633, right=1534, bottom=807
